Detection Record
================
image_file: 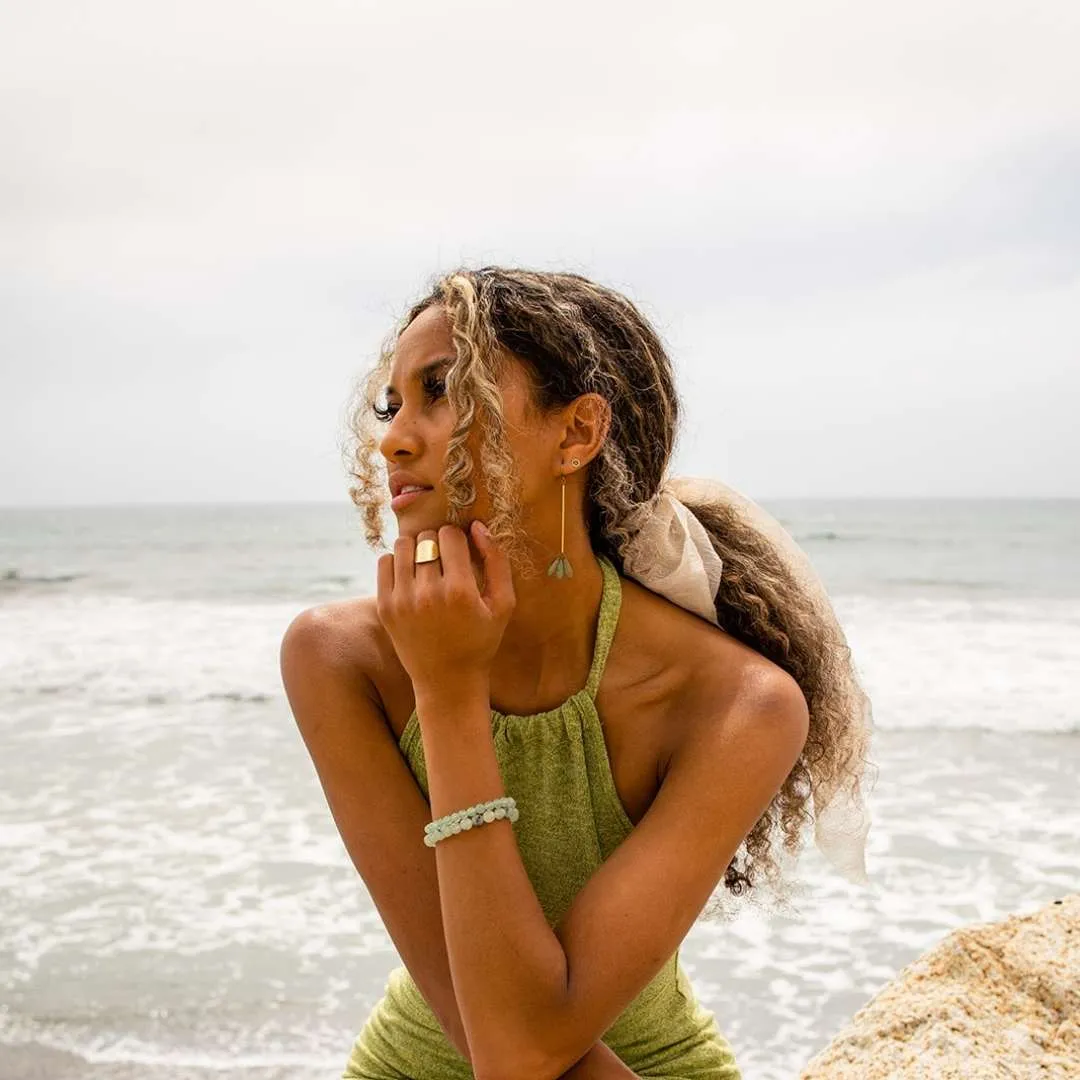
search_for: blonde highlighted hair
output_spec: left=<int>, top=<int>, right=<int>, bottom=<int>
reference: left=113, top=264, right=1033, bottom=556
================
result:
left=342, top=265, right=875, bottom=915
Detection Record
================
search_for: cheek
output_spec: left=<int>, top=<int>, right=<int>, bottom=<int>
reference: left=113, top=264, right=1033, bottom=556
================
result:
left=455, top=406, right=536, bottom=507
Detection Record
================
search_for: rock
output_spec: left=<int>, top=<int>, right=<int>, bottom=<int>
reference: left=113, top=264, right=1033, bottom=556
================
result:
left=799, top=893, right=1080, bottom=1079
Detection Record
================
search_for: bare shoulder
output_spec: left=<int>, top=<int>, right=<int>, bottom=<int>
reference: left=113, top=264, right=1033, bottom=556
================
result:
left=279, top=594, right=397, bottom=704
left=616, top=573, right=808, bottom=755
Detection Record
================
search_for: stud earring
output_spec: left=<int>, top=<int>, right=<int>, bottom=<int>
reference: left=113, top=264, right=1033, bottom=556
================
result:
left=547, top=457, right=580, bottom=579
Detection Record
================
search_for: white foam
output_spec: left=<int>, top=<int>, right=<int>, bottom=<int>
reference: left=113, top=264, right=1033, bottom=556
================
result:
left=835, top=594, right=1080, bottom=732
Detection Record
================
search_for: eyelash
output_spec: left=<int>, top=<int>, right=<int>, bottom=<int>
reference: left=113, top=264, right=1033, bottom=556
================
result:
left=372, top=375, right=446, bottom=423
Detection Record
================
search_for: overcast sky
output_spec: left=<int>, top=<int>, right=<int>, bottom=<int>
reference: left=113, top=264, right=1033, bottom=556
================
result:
left=2, top=0, right=1077, bottom=505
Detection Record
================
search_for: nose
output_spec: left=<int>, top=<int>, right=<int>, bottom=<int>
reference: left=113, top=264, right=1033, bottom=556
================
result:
left=378, top=405, right=423, bottom=466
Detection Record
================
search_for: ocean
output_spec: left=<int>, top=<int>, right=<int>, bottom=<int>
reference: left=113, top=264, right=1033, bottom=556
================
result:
left=1, top=499, right=1077, bottom=1080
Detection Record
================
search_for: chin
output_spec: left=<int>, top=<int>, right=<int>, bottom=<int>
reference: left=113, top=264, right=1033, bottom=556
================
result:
left=395, top=511, right=446, bottom=533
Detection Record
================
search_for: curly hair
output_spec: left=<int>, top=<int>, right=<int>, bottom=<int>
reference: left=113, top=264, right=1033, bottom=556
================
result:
left=341, top=265, right=876, bottom=918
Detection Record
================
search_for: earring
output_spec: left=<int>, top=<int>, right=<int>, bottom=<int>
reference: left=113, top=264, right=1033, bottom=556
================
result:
left=547, top=457, right=580, bottom=579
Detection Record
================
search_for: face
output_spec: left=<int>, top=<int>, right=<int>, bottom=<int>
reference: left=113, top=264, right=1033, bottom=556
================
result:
left=377, top=304, right=560, bottom=536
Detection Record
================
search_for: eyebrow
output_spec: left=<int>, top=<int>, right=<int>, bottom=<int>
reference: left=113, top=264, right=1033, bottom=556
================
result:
left=385, top=356, right=454, bottom=397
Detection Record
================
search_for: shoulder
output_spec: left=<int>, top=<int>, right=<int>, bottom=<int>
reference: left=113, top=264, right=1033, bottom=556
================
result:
left=279, top=595, right=422, bottom=747
left=280, top=595, right=371, bottom=667
left=279, top=594, right=396, bottom=700
left=617, top=573, right=808, bottom=756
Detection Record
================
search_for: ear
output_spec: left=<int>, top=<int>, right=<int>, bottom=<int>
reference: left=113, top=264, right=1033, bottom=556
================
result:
left=559, top=392, right=611, bottom=466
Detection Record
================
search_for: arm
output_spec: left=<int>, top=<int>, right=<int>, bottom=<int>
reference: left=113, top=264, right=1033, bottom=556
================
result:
left=417, top=665, right=810, bottom=1080
left=279, top=608, right=641, bottom=1077
left=557, top=1043, right=642, bottom=1078
left=280, top=607, right=472, bottom=1058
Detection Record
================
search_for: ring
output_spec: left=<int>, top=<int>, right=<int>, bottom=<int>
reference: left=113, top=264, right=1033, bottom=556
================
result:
left=414, top=538, right=441, bottom=564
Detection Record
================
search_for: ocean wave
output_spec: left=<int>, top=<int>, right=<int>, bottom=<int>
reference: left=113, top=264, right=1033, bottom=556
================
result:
left=0, top=593, right=1076, bottom=735
left=1, top=568, right=86, bottom=592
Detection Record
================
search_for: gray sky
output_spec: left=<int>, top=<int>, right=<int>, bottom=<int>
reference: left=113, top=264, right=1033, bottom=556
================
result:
left=2, top=0, right=1077, bottom=504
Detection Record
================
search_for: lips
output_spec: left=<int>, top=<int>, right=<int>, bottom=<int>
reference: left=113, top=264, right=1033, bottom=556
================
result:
left=390, top=486, right=431, bottom=511
left=388, top=472, right=434, bottom=498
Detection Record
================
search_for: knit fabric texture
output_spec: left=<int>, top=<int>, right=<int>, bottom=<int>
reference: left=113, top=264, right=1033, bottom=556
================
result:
left=343, top=552, right=742, bottom=1079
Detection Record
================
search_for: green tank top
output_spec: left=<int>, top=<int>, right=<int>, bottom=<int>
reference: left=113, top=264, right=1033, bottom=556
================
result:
left=344, top=552, right=741, bottom=1079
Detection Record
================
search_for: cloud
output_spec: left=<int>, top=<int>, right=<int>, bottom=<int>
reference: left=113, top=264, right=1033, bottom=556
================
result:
left=1, top=0, right=1077, bottom=502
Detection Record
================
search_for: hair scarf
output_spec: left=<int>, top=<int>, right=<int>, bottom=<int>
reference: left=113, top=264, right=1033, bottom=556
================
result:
left=619, top=475, right=874, bottom=911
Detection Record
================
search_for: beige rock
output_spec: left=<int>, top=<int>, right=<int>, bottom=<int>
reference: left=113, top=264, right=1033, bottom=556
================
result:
left=799, top=893, right=1079, bottom=1080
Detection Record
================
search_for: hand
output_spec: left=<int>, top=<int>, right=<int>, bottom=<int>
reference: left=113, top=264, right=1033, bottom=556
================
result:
left=375, top=521, right=516, bottom=691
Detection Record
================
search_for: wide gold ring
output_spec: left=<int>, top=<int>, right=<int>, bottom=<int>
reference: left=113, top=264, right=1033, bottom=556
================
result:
left=414, top=538, right=441, bottom=564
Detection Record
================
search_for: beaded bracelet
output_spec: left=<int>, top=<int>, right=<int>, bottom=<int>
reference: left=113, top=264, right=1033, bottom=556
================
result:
left=424, top=796, right=519, bottom=847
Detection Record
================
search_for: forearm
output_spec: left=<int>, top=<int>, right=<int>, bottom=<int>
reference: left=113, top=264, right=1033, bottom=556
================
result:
left=555, top=1041, right=642, bottom=1078
left=423, top=915, right=627, bottom=1075
left=429, top=953, right=634, bottom=1076
left=439, top=1008, right=637, bottom=1079
left=438, top=997, right=638, bottom=1079
left=434, top=994, right=472, bottom=1064
left=416, top=675, right=568, bottom=1072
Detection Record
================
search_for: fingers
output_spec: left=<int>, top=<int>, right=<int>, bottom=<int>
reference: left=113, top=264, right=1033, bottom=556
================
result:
left=432, top=525, right=471, bottom=584
left=393, top=526, right=471, bottom=589
left=393, top=533, right=422, bottom=586
left=376, top=551, right=394, bottom=601
left=473, top=522, right=514, bottom=612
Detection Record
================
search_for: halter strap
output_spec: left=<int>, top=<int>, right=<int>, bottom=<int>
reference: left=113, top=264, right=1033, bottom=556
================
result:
left=584, top=553, right=621, bottom=701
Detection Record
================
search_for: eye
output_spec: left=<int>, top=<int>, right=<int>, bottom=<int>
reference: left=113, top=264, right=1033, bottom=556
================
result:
left=371, top=373, right=447, bottom=423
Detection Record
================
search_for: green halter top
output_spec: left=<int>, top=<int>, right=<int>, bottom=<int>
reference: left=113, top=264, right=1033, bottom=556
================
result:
left=344, top=552, right=741, bottom=1079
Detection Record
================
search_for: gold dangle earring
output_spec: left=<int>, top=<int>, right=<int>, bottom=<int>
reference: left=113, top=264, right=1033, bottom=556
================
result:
left=547, top=457, right=579, bottom=579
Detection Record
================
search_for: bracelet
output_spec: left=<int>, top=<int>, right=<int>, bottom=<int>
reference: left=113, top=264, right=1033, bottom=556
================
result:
left=424, top=796, right=519, bottom=848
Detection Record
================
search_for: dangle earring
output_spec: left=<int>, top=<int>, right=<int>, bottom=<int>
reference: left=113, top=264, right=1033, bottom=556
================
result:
left=547, top=457, right=580, bottom=579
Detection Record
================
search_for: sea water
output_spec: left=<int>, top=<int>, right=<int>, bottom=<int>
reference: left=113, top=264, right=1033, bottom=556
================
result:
left=1, top=499, right=1077, bottom=1079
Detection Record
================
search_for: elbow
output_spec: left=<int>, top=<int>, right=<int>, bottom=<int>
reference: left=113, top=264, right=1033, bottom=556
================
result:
left=469, top=1032, right=558, bottom=1080
left=466, top=972, right=571, bottom=1080
left=475, top=1066, right=554, bottom=1080
left=472, top=1050, right=552, bottom=1080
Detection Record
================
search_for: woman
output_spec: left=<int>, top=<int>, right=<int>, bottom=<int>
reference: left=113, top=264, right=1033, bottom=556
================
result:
left=281, top=267, right=874, bottom=1079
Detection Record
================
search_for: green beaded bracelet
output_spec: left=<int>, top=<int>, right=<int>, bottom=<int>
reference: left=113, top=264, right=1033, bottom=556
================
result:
left=424, top=796, right=519, bottom=847
left=424, top=796, right=514, bottom=836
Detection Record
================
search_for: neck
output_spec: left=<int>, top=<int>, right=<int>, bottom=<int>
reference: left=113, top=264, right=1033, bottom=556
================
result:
left=481, top=533, right=605, bottom=713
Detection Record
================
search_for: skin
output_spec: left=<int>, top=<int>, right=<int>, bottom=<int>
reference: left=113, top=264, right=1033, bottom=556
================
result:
left=380, top=302, right=617, bottom=711
left=320, top=304, right=800, bottom=1077
left=371, top=303, right=752, bottom=821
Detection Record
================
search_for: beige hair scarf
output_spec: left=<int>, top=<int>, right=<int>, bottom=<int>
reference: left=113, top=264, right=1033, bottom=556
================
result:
left=620, top=475, right=874, bottom=901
